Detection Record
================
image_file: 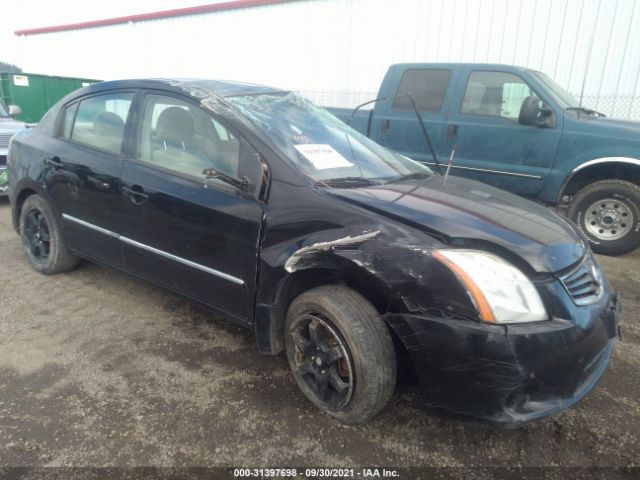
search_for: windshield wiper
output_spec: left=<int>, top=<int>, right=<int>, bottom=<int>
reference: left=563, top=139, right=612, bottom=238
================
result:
left=386, top=172, right=432, bottom=184
left=566, top=107, right=605, bottom=117
left=318, top=177, right=380, bottom=188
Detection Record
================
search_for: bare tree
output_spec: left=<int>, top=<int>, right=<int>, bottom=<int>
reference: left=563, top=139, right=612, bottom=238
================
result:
left=0, top=61, right=23, bottom=73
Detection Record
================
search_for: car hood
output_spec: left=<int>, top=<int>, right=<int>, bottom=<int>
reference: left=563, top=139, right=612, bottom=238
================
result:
left=325, top=175, right=586, bottom=273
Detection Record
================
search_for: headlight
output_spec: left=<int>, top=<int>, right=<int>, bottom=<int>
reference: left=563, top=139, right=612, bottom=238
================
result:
left=434, top=249, right=548, bottom=324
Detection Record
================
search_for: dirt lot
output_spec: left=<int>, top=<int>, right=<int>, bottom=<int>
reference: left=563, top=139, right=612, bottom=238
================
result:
left=0, top=198, right=638, bottom=470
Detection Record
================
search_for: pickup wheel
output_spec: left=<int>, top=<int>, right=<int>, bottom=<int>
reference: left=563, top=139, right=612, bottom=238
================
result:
left=568, top=180, right=640, bottom=256
left=19, top=195, right=79, bottom=274
left=284, top=285, right=396, bottom=424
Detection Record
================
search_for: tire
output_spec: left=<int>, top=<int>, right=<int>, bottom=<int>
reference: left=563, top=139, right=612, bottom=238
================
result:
left=19, top=194, right=79, bottom=274
left=284, top=285, right=396, bottom=424
left=567, top=180, right=640, bottom=256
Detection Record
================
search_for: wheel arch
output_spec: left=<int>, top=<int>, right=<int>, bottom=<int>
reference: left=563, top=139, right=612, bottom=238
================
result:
left=558, top=157, right=640, bottom=204
left=254, top=265, right=407, bottom=356
left=11, top=179, right=50, bottom=233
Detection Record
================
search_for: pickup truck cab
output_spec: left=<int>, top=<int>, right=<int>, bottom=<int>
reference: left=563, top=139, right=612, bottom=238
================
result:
left=327, top=63, right=640, bottom=256
left=0, top=99, right=26, bottom=194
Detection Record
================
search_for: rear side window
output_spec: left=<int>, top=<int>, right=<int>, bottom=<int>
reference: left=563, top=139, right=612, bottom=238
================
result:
left=461, top=71, right=538, bottom=119
left=392, top=69, right=451, bottom=112
left=71, top=93, right=134, bottom=154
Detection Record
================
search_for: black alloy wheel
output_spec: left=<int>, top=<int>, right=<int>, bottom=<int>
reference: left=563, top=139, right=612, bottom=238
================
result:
left=23, top=208, right=51, bottom=261
left=289, top=312, right=354, bottom=411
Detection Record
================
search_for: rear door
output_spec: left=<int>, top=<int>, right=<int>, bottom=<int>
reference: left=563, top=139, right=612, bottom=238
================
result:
left=444, top=70, right=562, bottom=197
left=43, top=91, right=134, bottom=267
left=369, top=68, right=455, bottom=165
left=117, top=91, right=265, bottom=324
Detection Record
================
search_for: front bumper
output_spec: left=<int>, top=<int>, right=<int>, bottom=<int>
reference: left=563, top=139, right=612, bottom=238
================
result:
left=385, top=292, right=620, bottom=427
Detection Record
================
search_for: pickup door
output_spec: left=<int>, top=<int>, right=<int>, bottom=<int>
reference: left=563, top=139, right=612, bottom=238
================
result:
left=443, top=68, right=562, bottom=198
left=369, top=68, right=454, bottom=167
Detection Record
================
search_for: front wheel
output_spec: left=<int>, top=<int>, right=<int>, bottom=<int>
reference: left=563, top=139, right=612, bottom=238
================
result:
left=285, top=285, right=396, bottom=424
left=568, top=180, right=640, bottom=256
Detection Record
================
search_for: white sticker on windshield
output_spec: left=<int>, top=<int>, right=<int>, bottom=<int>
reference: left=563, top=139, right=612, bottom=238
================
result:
left=294, top=144, right=353, bottom=169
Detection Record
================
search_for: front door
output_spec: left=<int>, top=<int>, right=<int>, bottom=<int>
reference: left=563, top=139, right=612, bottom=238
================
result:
left=118, top=92, right=265, bottom=324
left=43, top=91, right=135, bottom=267
left=445, top=70, right=562, bottom=198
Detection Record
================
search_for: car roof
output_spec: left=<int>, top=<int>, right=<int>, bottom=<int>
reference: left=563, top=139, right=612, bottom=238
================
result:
left=75, top=78, right=288, bottom=100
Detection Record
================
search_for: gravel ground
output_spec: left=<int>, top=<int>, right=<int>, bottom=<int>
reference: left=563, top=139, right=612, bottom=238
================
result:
left=0, top=198, right=638, bottom=471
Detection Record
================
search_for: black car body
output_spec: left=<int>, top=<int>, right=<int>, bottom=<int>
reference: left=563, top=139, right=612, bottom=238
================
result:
left=7, top=79, right=621, bottom=426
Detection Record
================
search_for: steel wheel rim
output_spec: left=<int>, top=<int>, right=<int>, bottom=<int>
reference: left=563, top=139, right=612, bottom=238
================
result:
left=24, top=209, right=51, bottom=261
left=290, top=313, right=354, bottom=411
left=584, top=198, right=634, bottom=241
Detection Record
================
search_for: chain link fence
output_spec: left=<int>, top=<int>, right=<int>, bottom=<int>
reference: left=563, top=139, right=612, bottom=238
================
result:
left=575, top=95, right=640, bottom=120
left=300, top=90, right=640, bottom=121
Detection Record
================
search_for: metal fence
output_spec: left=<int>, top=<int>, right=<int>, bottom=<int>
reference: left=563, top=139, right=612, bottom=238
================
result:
left=576, top=95, right=640, bottom=120
left=301, top=90, right=640, bottom=121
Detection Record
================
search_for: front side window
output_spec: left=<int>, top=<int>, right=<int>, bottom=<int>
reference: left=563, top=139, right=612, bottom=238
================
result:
left=71, top=93, right=133, bottom=154
left=137, top=94, right=240, bottom=180
left=392, top=69, right=451, bottom=112
left=461, top=71, right=537, bottom=119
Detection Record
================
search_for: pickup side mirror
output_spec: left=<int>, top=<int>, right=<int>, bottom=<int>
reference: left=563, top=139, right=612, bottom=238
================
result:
left=518, top=96, right=556, bottom=128
left=8, top=105, right=22, bottom=117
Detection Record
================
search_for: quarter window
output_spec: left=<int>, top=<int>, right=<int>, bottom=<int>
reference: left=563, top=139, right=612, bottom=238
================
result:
left=71, top=93, right=133, bottom=154
left=137, top=94, right=240, bottom=180
left=392, top=69, right=451, bottom=112
left=461, top=71, right=538, bottom=119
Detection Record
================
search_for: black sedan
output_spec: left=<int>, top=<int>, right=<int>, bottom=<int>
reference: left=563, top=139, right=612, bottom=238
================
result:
left=7, top=79, right=620, bottom=426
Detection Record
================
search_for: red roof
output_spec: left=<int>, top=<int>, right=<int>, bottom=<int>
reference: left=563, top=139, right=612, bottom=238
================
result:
left=15, top=0, right=295, bottom=36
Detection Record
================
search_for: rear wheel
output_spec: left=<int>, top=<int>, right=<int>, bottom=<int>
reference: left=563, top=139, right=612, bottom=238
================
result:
left=19, top=195, right=79, bottom=274
left=285, top=285, right=396, bottom=424
left=568, top=180, right=640, bottom=256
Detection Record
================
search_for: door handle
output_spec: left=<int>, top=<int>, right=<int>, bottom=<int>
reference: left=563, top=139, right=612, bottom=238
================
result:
left=446, top=124, right=458, bottom=140
left=122, top=185, right=149, bottom=204
left=380, top=119, right=391, bottom=135
left=44, top=156, right=63, bottom=170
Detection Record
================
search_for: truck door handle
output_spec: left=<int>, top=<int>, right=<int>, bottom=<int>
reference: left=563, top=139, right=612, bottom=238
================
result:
left=44, top=156, right=62, bottom=170
left=122, top=185, right=149, bottom=204
left=446, top=124, right=458, bottom=140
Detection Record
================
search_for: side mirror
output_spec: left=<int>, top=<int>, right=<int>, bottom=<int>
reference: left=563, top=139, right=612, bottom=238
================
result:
left=8, top=105, right=22, bottom=117
left=518, top=96, right=555, bottom=128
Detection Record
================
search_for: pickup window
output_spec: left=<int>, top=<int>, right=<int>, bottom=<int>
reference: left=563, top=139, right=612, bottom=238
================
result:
left=461, top=71, right=537, bottom=120
left=392, top=69, right=451, bottom=112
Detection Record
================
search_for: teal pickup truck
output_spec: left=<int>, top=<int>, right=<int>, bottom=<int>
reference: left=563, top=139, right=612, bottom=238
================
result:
left=326, top=63, right=640, bottom=255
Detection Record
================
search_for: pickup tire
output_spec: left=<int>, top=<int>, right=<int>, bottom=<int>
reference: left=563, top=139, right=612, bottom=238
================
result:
left=284, top=285, right=396, bottom=424
left=19, top=194, right=79, bottom=274
left=568, top=180, right=640, bottom=256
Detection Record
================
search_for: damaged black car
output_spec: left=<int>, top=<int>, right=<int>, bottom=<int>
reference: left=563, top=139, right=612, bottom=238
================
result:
left=7, top=79, right=621, bottom=426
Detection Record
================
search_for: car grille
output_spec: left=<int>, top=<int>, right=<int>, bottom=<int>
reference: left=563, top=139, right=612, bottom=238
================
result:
left=0, top=133, right=14, bottom=148
left=559, top=255, right=603, bottom=306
